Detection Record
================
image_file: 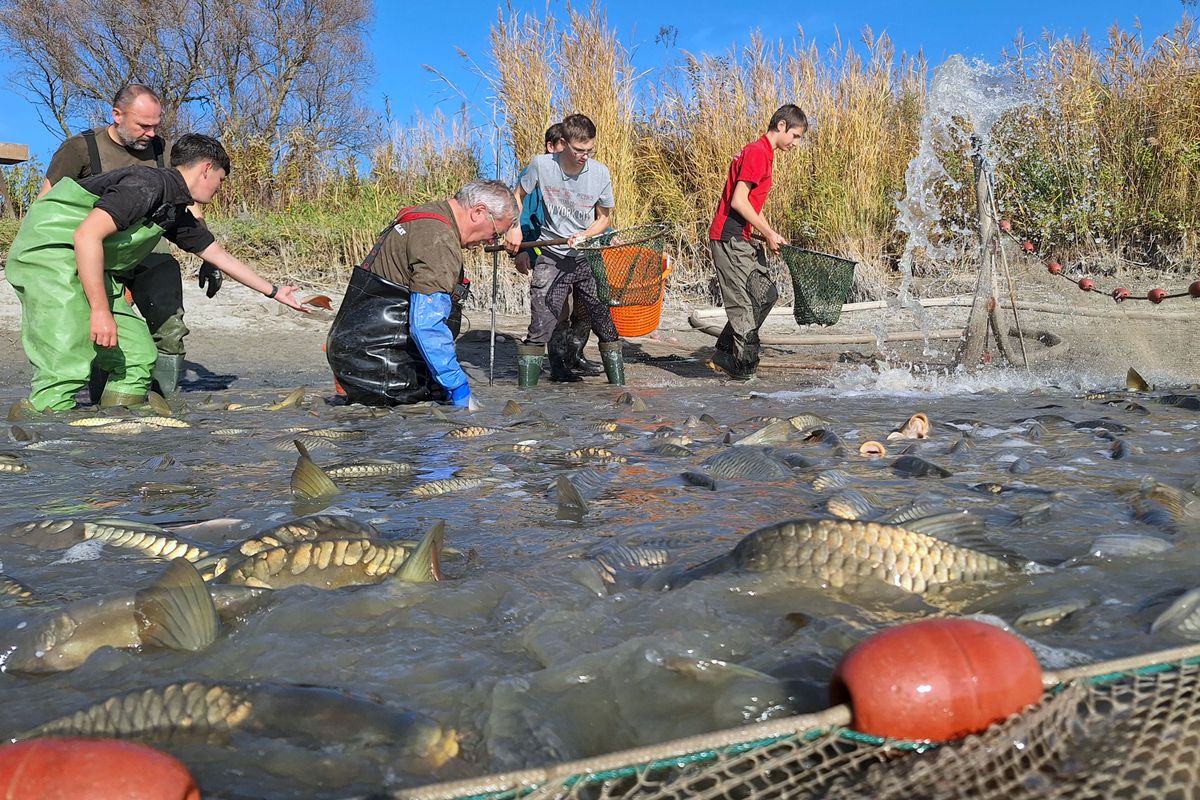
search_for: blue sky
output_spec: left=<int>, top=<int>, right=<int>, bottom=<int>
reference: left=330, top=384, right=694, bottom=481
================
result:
left=0, top=0, right=1192, bottom=165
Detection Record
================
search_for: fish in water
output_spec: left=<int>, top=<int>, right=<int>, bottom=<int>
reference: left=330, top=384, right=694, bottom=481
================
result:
left=0, top=574, right=34, bottom=601
left=887, top=412, right=930, bottom=440
left=0, top=453, right=29, bottom=473
left=735, top=415, right=829, bottom=447
left=446, top=425, right=504, bottom=439
left=324, top=459, right=414, bottom=478
left=1151, top=588, right=1200, bottom=640
left=554, top=475, right=588, bottom=520
left=566, top=447, right=627, bottom=463
left=1, top=559, right=218, bottom=674
left=291, top=440, right=340, bottom=499
left=266, top=387, right=305, bottom=410
left=858, top=441, right=887, bottom=458
left=701, top=449, right=792, bottom=480
left=1, top=518, right=216, bottom=561
left=1126, top=367, right=1151, bottom=392
left=86, top=519, right=210, bottom=561
left=14, top=680, right=458, bottom=772
left=1133, top=479, right=1200, bottom=535
left=409, top=477, right=493, bottom=498
left=502, top=399, right=524, bottom=416
left=211, top=521, right=445, bottom=590
left=825, top=489, right=882, bottom=521
left=891, top=455, right=952, bottom=478
left=664, top=513, right=1026, bottom=594
left=681, top=470, right=718, bottom=490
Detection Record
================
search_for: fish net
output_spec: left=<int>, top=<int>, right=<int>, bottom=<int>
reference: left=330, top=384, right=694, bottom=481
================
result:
left=576, top=225, right=669, bottom=308
left=777, top=245, right=857, bottom=327
left=393, top=644, right=1200, bottom=800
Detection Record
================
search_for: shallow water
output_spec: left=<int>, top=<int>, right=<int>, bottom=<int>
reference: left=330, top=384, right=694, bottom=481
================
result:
left=1, top=367, right=1198, bottom=798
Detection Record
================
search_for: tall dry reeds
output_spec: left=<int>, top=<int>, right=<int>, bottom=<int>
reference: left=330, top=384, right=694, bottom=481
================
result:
left=29, top=8, right=1187, bottom=316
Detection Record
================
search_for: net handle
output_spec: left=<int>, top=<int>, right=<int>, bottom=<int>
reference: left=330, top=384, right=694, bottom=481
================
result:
left=483, top=237, right=569, bottom=254
left=751, top=233, right=857, bottom=266
left=575, top=224, right=667, bottom=252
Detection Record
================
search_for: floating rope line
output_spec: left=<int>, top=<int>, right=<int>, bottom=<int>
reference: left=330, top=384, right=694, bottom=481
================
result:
left=998, top=221, right=1200, bottom=304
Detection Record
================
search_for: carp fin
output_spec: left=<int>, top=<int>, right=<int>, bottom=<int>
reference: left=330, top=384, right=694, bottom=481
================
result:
left=555, top=475, right=588, bottom=519
left=394, top=521, right=445, bottom=583
left=1126, top=367, right=1151, bottom=392
left=135, top=558, right=220, bottom=651
left=291, top=440, right=340, bottom=499
left=145, top=391, right=174, bottom=417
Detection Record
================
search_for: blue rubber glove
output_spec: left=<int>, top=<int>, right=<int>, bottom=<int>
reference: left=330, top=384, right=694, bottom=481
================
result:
left=449, top=384, right=471, bottom=408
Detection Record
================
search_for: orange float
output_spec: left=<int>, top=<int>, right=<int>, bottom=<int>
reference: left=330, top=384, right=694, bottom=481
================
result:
left=830, top=618, right=1044, bottom=742
left=0, top=738, right=199, bottom=799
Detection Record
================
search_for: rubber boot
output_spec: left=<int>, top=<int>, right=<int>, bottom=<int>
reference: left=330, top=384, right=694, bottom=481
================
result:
left=88, top=365, right=108, bottom=406
left=151, top=353, right=185, bottom=396
left=516, top=344, right=544, bottom=388
left=599, top=340, right=625, bottom=386
left=548, top=329, right=582, bottom=383
left=99, top=389, right=146, bottom=408
left=570, top=319, right=604, bottom=375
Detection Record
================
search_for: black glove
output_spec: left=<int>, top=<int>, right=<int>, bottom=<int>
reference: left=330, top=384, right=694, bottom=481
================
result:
left=198, top=262, right=223, bottom=298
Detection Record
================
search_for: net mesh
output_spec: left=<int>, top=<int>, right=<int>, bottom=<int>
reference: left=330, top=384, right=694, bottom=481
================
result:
left=396, top=650, right=1200, bottom=800
left=577, top=225, right=669, bottom=307
left=777, top=245, right=857, bottom=327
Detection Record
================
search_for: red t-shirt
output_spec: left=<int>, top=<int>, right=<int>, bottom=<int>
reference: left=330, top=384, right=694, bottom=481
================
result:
left=709, top=135, right=775, bottom=241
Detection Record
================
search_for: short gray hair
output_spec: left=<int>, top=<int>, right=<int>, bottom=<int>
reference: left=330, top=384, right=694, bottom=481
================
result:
left=455, top=179, right=518, bottom=221
left=112, top=84, right=160, bottom=110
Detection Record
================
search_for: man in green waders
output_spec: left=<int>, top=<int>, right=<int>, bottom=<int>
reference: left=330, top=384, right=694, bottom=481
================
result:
left=39, top=84, right=210, bottom=397
left=6, top=133, right=308, bottom=411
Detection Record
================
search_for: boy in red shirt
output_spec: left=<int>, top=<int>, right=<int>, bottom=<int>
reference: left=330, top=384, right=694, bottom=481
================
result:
left=708, top=104, right=808, bottom=380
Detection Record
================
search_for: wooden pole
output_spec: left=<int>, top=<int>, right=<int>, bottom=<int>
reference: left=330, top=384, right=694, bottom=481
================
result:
left=957, top=142, right=998, bottom=368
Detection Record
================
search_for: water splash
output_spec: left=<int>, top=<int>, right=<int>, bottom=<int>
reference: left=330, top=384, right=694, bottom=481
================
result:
left=892, top=55, right=1034, bottom=352
left=758, top=361, right=1121, bottom=398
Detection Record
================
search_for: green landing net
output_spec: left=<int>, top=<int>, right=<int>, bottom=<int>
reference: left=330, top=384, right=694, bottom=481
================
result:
left=778, top=245, right=857, bottom=327
left=391, top=642, right=1200, bottom=800
left=576, top=225, right=669, bottom=308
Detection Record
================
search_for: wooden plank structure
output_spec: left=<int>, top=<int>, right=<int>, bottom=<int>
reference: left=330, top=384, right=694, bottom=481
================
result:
left=0, top=141, right=30, bottom=219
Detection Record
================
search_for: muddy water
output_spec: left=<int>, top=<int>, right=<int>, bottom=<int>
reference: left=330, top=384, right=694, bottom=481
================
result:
left=1, top=368, right=1198, bottom=799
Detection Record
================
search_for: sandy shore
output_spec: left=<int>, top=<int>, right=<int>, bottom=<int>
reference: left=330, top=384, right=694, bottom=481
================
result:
left=0, top=252, right=1196, bottom=400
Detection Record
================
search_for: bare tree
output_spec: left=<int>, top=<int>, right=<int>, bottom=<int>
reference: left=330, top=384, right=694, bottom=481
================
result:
left=0, top=0, right=372, bottom=166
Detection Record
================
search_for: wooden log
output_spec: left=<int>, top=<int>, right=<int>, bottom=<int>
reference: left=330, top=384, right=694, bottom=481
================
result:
left=0, top=142, right=29, bottom=165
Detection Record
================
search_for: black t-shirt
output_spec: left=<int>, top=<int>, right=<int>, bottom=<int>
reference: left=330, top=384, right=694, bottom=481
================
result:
left=77, top=165, right=215, bottom=255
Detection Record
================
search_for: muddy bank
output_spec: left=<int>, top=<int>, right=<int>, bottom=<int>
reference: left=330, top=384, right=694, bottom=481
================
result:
left=0, top=252, right=1196, bottom=397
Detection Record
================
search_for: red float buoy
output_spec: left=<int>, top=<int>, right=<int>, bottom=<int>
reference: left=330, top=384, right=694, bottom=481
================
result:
left=1189, top=280, right=1200, bottom=298
left=1112, top=287, right=1130, bottom=302
left=1021, top=240, right=1035, bottom=253
left=0, top=738, right=199, bottom=800
left=1047, top=261, right=1062, bottom=275
left=830, top=618, right=1043, bottom=742
left=1147, top=288, right=1167, bottom=304
left=1077, top=278, right=1094, bottom=291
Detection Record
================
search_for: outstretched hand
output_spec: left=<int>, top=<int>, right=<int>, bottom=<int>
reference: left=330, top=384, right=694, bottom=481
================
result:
left=272, top=286, right=311, bottom=313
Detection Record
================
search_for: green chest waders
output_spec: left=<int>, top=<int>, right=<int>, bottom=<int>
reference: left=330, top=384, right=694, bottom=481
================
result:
left=4, top=178, right=164, bottom=411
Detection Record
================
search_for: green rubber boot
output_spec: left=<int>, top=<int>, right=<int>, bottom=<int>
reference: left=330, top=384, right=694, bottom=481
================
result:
left=516, top=344, right=544, bottom=388
left=99, top=389, right=146, bottom=408
left=599, top=340, right=625, bottom=386
left=151, top=353, right=185, bottom=396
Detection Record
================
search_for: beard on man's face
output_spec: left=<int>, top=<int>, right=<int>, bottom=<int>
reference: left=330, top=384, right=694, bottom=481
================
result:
left=116, top=126, right=153, bottom=150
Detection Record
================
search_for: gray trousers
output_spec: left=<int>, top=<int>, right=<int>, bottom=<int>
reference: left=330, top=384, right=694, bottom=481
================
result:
left=524, top=253, right=616, bottom=346
left=709, top=237, right=778, bottom=367
left=119, top=251, right=189, bottom=356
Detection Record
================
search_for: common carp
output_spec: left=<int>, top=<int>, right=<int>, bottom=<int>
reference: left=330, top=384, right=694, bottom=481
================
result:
left=211, top=521, right=444, bottom=590
left=13, top=680, right=458, bottom=771
left=665, top=514, right=1026, bottom=594
left=1, top=559, right=218, bottom=674
left=0, top=518, right=208, bottom=561
left=193, top=513, right=382, bottom=580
